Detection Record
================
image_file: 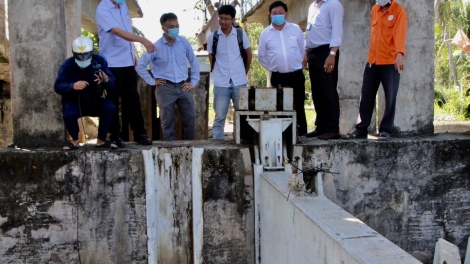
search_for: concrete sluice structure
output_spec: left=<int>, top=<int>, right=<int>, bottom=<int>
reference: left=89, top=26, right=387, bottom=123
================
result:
left=0, top=135, right=469, bottom=263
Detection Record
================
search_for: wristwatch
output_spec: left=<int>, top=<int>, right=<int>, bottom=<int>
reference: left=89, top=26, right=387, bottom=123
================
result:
left=329, top=50, right=336, bottom=56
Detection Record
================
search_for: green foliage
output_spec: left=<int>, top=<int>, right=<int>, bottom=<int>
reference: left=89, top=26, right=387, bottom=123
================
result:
left=132, top=26, right=146, bottom=37
left=244, top=22, right=267, bottom=87
left=435, top=0, right=470, bottom=119
left=434, top=88, right=470, bottom=120
left=81, top=29, right=99, bottom=53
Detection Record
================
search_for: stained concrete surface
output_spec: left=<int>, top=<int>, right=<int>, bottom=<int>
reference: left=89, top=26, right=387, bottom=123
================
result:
left=0, top=135, right=469, bottom=263
left=0, top=149, right=148, bottom=263
left=299, top=134, right=470, bottom=263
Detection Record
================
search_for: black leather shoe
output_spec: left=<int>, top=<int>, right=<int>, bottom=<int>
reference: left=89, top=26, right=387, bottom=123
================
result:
left=113, top=138, right=126, bottom=148
left=135, top=134, right=152, bottom=145
left=318, top=132, right=340, bottom=140
left=304, top=130, right=323, bottom=138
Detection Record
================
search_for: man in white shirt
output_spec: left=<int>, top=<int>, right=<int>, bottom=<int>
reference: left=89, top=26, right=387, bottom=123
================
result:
left=207, top=5, right=252, bottom=139
left=303, top=0, right=344, bottom=140
left=258, top=1, right=307, bottom=136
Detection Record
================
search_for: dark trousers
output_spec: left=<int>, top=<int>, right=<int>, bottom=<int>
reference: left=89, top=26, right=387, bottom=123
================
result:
left=271, top=69, right=308, bottom=136
left=307, top=45, right=340, bottom=133
left=108, top=66, right=146, bottom=140
left=62, top=98, right=116, bottom=142
left=356, top=64, right=400, bottom=134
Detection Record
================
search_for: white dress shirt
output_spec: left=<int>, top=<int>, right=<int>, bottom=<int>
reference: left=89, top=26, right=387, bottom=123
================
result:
left=258, top=22, right=304, bottom=73
left=207, top=27, right=251, bottom=87
left=305, top=0, right=344, bottom=49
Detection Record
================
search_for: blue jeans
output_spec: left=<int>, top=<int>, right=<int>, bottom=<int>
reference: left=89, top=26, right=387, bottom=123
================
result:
left=356, top=63, right=400, bottom=134
left=212, top=83, right=246, bottom=139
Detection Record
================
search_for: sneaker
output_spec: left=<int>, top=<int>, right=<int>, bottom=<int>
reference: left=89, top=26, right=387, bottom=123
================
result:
left=113, top=138, right=126, bottom=148
left=135, top=134, right=153, bottom=145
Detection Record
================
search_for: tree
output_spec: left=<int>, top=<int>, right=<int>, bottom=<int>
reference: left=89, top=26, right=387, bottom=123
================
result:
left=435, top=0, right=470, bottom=119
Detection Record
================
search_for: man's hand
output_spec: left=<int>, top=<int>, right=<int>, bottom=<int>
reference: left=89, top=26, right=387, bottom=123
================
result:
left=94, top=70, right=108, bottom=84
left=324, top=55, right=335, bottom=73
left=155, top=78, right=166, bottom=86
left=394, top=53, right=404, bottom=72
left=73, top=81, right=89, bottom=90
left=302, top=54, right=309, bottom=70
left=182, top=82, right=194, bottom=91
left=142, top=38, right=157, bottom=53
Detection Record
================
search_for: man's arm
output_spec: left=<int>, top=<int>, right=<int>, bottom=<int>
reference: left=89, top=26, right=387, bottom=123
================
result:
left=95, top=7, right=156, bottom=53
left=393, top=9, right=408, bottom=56
left=136, top=51, right=158, bottom=85
left=207, top=32, right=214, bottom=70
left=241, top=30, right=252, bottom=74
left=110, top=27, right=156, bottom=53
left=100, top=59, right=115, bottom=89
left=245, top=47, right=252, bottom=75
left=257, top=31, right=270, bottom=70
left=54, top=62, right=75, bottom=95
left=393, top=8, right=408, bottom=71
left=329, top=1, right=344, bottom=49
left=186, top=40, right=200, bottom=87
left=324, top=1, right=344, bottom=72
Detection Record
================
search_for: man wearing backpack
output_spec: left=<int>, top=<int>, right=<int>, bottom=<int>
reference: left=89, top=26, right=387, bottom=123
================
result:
left=258, top=1, right=308, bottom=137
left=207, top=4, right=252, bottom=140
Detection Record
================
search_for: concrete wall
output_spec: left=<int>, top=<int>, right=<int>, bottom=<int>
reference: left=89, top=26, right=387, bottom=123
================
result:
left=9, top=0, right=67, bottom=147
left=299, top=135, right=470, bottom=263
left=0, top=149, right=148, bottom=263
left=0, top=144, right=255, bottom=263
left=259, top=171, right=421, bottom=264
left=1, top=137, right=469, bottom=263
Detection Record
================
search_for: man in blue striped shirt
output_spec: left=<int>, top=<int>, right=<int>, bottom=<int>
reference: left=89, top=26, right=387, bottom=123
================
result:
left=136, top=13, right=200, bottom=141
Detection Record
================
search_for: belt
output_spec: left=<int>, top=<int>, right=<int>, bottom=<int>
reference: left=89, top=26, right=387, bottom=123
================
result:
left=165, top=79, right=185, bottom=85
left=308, top=44, right=330, bottom=54
left=272, top=69, right=303, bottom=75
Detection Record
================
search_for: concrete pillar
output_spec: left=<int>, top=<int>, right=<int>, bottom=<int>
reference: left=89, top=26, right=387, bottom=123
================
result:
left=9, top=0, right=67, bottom=147
left=339, top=0, right=434, bottom=136
left=378, top=0, right=434, bottom=136
left=338, top=0, right=375, bottom=134
left=65, top=0, right=82, bottom=58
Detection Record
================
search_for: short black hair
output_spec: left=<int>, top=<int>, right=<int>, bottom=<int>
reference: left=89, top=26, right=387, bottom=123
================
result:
left=218, top=5, right=236, bottom=18
left=160, top=13, right=178, bottom=25
left=269, top=1, right=288, bottom=13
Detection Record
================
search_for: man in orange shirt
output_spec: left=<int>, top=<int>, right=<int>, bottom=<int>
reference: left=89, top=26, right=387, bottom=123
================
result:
left=347, top=0, right=407, bottom=140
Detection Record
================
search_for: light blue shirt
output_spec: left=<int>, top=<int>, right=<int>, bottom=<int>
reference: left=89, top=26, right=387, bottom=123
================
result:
left=136, top=36, right=200, bottom=87
left=207, top=27, right=251, bottom=87
left=95, top=0, right=135, bottom=67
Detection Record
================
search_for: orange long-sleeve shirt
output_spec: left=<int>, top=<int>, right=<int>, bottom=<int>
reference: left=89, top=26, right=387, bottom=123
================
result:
left=367, top=1, right=408, bottom=65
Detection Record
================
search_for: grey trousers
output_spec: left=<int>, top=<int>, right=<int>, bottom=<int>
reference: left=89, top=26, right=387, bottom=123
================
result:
left=155, top=82, right=196, bottom=141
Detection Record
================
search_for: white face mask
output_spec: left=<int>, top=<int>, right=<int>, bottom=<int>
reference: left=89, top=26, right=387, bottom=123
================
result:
left=377, top=0, right=391, bottom=6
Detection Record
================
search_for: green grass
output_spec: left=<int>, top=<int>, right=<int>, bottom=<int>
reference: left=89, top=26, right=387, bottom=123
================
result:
left=434, top=87, right=470, bottom=121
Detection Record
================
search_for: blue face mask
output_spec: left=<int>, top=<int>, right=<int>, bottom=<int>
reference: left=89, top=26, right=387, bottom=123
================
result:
left=167, top=28, right=179, bottom=39
left=114, top=0, right=125, bottom=4
left=271, top=14, right=286, bottom=26
left=75, top=59, right=91, bottom=68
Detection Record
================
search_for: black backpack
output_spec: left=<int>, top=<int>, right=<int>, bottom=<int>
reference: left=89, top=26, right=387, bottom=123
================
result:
left=210, top=28, right=247, bottom=72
